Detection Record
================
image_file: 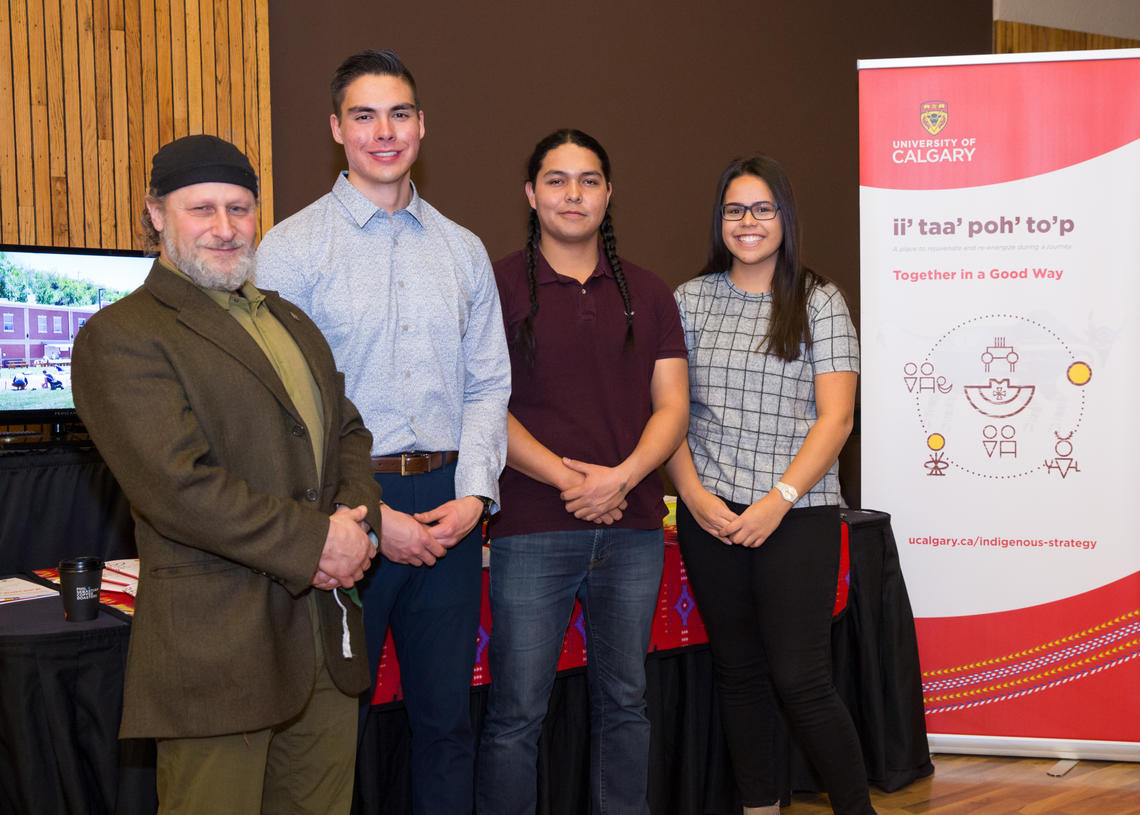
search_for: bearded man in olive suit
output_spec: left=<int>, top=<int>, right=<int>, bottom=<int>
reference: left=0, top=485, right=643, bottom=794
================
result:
left=72, top=134, right=382, bottom=814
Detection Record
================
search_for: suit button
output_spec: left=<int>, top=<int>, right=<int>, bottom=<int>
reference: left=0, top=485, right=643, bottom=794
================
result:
left=304, top=489, right=319, bottom=502
left=292, top=424, right=306, bottom=437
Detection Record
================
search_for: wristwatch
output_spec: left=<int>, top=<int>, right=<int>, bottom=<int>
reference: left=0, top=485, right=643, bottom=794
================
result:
left=475, top=495, right=494, bottom=520
left=773, top=481, right=799, bottom=504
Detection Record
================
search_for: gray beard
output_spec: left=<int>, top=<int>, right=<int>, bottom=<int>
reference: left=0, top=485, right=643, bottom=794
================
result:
left=163, top=232, right=254, bottom=292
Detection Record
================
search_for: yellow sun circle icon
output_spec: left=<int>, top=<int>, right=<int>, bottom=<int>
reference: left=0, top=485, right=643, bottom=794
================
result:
left=927, top=433, right=945, bottom=451
left=1067, top=361, right=1092, bottom=386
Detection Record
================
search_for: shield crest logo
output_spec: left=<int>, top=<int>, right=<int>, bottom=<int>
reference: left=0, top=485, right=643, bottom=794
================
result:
left=920, top=100, right=949, bottom=136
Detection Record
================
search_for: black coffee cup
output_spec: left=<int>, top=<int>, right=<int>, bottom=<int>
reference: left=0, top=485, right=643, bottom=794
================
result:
left=59, top=557, right=104, bottom=622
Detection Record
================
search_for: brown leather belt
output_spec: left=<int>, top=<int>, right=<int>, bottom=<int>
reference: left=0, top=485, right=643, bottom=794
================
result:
left=371, top=450, right=458, bottom=476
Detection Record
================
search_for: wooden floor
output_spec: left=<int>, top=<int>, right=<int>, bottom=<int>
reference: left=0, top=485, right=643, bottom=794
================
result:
left=781, top=754, right=1140, bottom=815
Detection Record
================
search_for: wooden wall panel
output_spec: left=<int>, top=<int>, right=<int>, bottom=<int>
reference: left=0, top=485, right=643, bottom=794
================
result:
left=995, top=20, right=1140, bottom=54
left=44, top=0, right=68, bottom=245
left=123, top=0, right=142, bottom=246
left=1, top=3, right=20, bottom=239
left=10, top=0, right=35, bottom=242
left=212, top=0, right=228, bottom=142
left=240, top=0, right=255, bottom=179
left=154, top=0, right=171, bottom=145
left=225, top=0, right=241, bottom=149
left=139, top=0, right=157, bottom=208
left=60, top=0, right=84, bottom=246
left=184, top=0, right=200, bottom=134
left=252, top=0, right=268, bottom=222
left=169, top=0, right=186, bottom=139
left=28, top=0, right=50, bottom=245
left=94, top=0, right=113, bottom=247
left=0, top=0, right=273, bottom=250
left=110, top=25, right=128, bottom=246
left=197, top=0, right=214, bottom=135
left=77, top=0, right=99, bottom=244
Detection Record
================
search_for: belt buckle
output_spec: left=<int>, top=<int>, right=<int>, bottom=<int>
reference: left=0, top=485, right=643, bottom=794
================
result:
left=400, top=452, right=430, bottom=476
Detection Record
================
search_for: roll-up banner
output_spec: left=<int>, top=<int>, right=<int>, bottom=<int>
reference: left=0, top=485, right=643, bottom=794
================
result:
left=859, top=50, right=1140, bottom=760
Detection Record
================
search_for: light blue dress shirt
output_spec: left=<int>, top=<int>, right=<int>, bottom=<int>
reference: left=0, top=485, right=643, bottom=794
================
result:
left=255, top=173, right=510, bottom=506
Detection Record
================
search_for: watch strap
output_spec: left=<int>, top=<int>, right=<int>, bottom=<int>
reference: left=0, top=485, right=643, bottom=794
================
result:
left=774, top=481, right=799, bottom=504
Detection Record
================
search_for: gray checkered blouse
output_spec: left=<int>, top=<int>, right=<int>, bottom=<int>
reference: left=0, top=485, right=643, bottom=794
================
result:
left=674, top=272, right=859, bottom=507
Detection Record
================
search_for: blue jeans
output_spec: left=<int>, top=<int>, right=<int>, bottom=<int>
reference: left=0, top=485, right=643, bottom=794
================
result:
left=475, top=527, right=664, bottom=815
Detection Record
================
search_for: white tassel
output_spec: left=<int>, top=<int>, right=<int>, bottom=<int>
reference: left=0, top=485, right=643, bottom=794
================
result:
left=332, top=589, right=352, bottom=658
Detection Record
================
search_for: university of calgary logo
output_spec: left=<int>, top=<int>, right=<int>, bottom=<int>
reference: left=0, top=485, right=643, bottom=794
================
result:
left=920, top=100, right=949, bottom=135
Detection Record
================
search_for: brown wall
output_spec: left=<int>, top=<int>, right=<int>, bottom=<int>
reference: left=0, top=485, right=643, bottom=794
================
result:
left=265, top=1, right=994, bottom=505
left=268, top=1, right=991, bottom=297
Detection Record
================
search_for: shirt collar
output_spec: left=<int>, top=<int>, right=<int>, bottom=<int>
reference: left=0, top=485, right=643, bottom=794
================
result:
left=332, top=171, right=425, bottom=229
left=534, top=242, right=614, bottom=285
left=160, top=258, right=265, bottom=312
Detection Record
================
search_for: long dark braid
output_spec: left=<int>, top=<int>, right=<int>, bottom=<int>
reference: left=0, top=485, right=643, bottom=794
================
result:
left=599, top=210, right=634, bottom=348
left=516, top=207, right=542, bottom=363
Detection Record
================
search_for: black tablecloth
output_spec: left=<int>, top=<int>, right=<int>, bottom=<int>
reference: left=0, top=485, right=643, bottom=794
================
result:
left=356, top=509, right=933, bottom=814
left=356, top=647, right=739, bottom=815
left=0, top=447, right=930, bottom=815
left=0, top=595, right=155, bottom=815
left=834, top=510, right=933, bottom=792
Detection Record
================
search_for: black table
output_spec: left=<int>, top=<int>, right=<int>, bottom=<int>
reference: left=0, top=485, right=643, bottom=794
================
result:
left=0, top=593, right=155, bottom=815
left=357, top=509, right=933, bottom=814
left=0, top=455, right=930, bottom=815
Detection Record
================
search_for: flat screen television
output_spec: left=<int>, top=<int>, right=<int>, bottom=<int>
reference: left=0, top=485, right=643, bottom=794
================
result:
left=1, top=244, right=154, bottom=436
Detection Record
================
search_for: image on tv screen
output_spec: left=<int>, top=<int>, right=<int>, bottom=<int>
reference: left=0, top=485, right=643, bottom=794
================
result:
left=1, top=246, right=153, bottom=415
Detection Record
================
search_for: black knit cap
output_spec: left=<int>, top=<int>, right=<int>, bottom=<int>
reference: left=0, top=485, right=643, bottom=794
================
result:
left=149, top=134, right=259, bottom=197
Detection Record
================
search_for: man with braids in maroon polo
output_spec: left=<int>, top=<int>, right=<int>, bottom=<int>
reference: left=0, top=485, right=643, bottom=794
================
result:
left=475, top=129, right=689, bottom=815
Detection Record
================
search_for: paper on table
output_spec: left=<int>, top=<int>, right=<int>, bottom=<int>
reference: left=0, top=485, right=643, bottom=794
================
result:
left=0, top=577, right=58, bottom=605
left=104, top=559, right=140, bottom=579
left=102, top=559, right=139, bottom=596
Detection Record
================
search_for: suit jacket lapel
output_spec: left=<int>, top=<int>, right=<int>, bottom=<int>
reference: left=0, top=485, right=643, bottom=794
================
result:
left=144, top=262, right=303, bottom=424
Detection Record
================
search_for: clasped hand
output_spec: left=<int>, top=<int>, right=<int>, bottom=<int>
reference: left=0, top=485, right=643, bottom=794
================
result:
left=687, top=488, right=789, bottom=548
left=368, top=495, right=482, bottom=568
left=312, top=504, right=374, bottom=589
left=559, top=458, right=630, bottom=524
left=413, top=495, right=484, bottom=549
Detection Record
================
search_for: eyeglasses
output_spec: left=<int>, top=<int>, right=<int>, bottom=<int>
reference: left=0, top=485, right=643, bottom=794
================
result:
left=721, top=201, right=780, bottom=221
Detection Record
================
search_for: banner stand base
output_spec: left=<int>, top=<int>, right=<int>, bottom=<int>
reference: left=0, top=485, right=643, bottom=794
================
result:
left=929, top=734, right=1140, bottom=763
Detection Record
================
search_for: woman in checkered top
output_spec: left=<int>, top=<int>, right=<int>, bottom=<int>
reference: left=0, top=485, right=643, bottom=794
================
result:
left=666, top=156, right=873, bottom=815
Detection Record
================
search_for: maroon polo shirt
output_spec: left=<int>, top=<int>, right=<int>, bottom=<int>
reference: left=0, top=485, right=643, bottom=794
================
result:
left=491, top=247, right=687, bottom=537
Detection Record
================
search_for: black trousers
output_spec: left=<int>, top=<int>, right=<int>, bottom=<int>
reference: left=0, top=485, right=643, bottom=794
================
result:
left=357, top=462, right=483, bottom=815
left=676, top=500, right=875, bottom=815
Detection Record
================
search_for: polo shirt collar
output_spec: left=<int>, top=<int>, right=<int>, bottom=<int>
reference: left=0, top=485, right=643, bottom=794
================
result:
left=534, top=242, right=614, bottom=285
left=332, top=171, right=425, bottom=229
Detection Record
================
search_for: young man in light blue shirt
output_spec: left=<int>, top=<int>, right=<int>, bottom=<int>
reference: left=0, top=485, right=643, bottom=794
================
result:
left=256, top=49, right=510, bottom=815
